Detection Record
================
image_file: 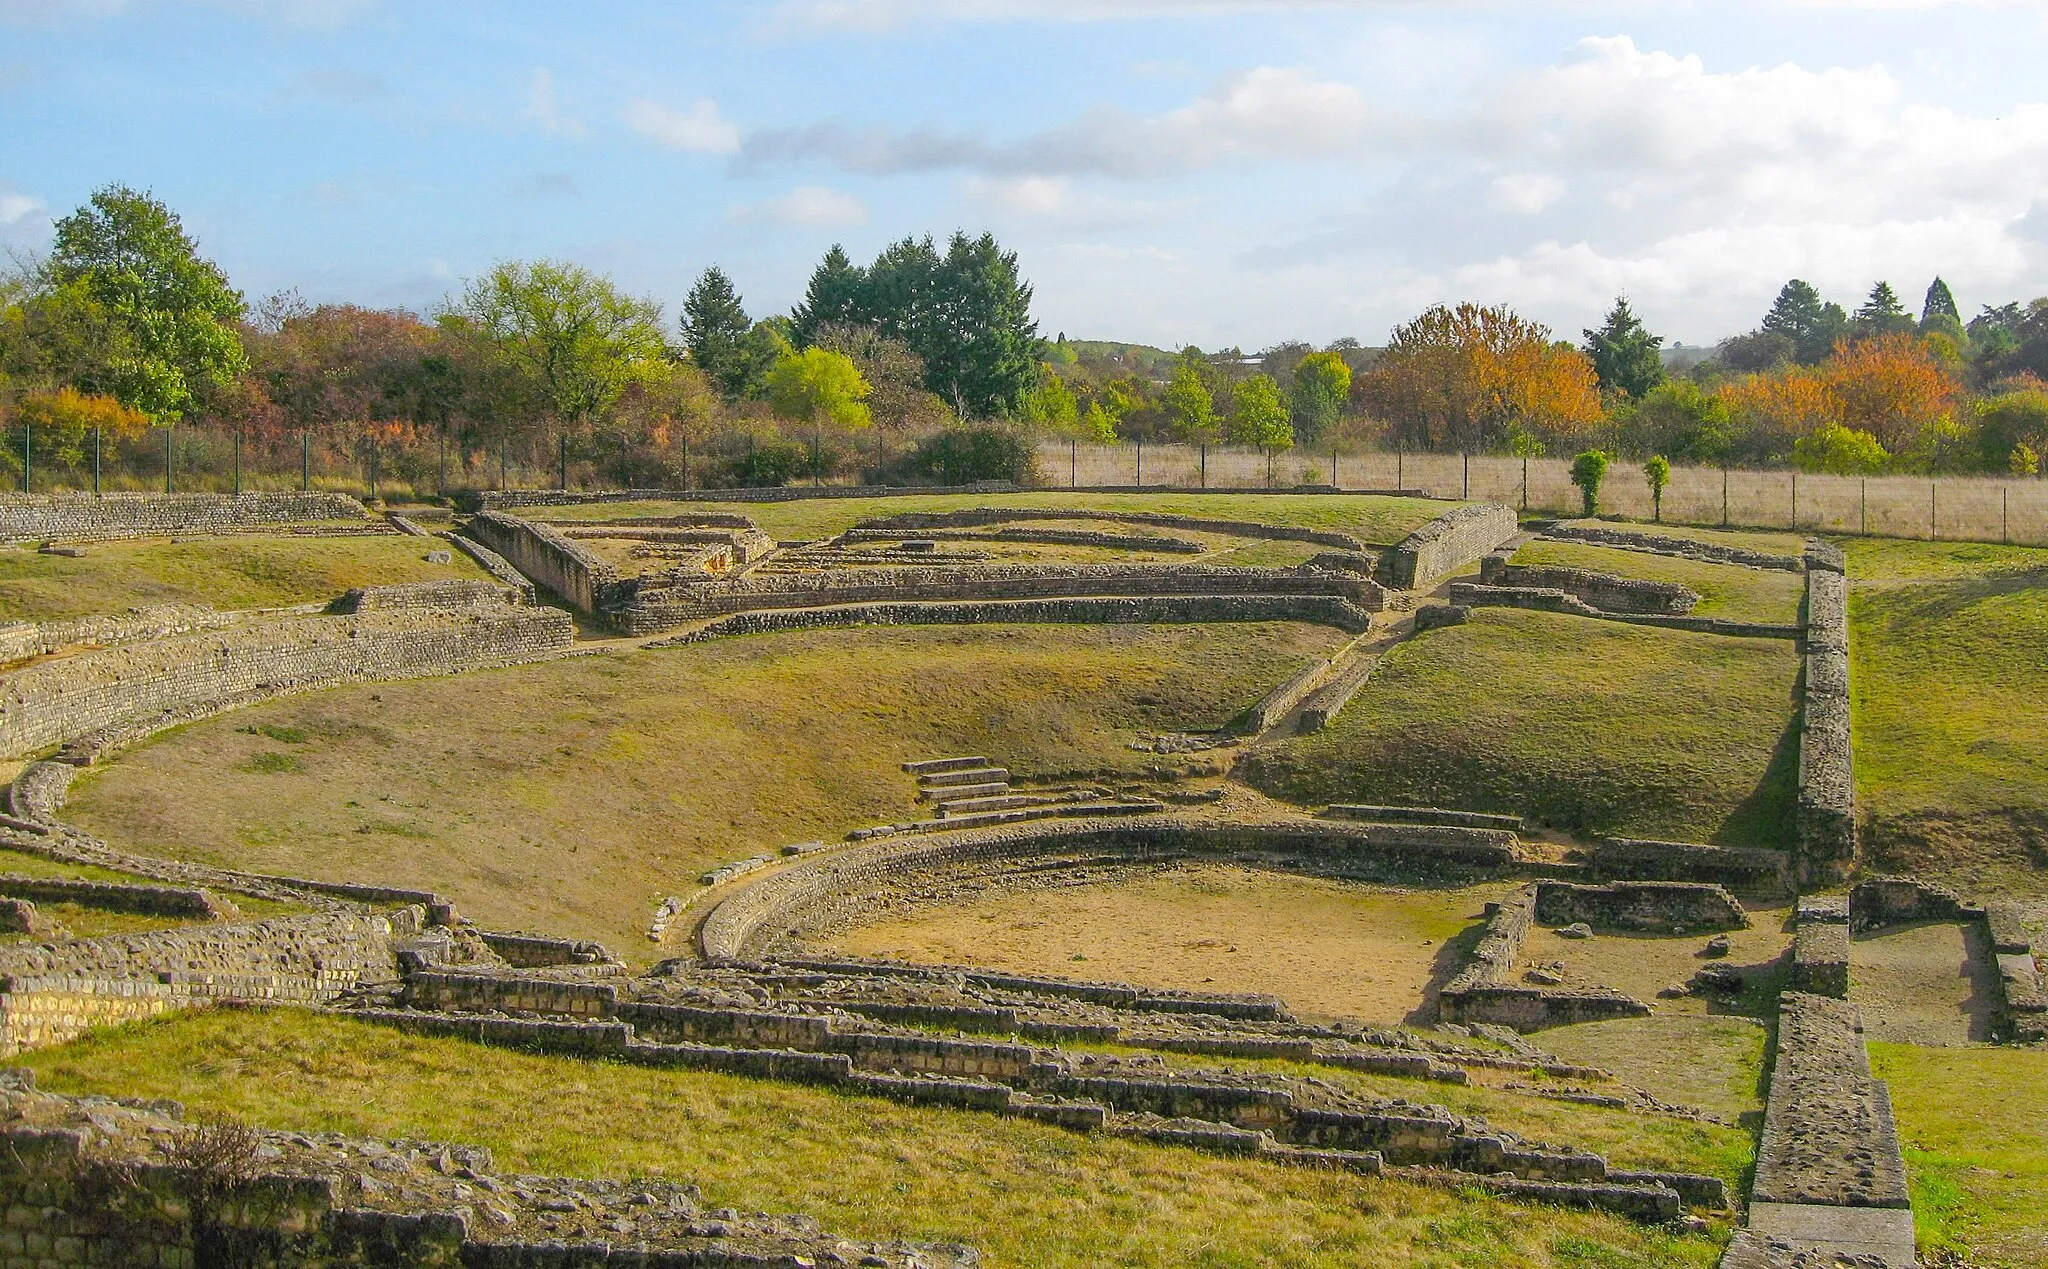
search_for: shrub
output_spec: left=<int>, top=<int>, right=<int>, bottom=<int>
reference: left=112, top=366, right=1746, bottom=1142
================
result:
left=709, top=436, right=811, bottom=488
left=1570, top=450, right=1611, bottom=516
left=906, top=425, right=1040, bottom=486
left=1644, top=455, right=1671, bottom=521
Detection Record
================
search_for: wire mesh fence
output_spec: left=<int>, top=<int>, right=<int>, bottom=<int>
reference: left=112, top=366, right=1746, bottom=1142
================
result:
left=1033, top=440, right=2048, bottom=547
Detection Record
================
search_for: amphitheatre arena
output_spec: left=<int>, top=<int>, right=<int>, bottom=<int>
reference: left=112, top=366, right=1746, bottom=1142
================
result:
left=0, top=482, right=2038, bottom=1268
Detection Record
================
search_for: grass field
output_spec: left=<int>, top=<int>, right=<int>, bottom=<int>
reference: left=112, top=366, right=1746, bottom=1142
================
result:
left=1846, top=539, right=2048, bottom=892
left=523, top=491, right=1452, bottom=547
left=1510, top=540, right=1805, bottom=625
left=1241, top=608, right=1802, bottom=846
left=65, top=622, right=1344, bottom=951
left=0, top=532, right=490, bottom=622
left=1536, top=1017, right=1770, bottom=1124
left=20, top=1007, right=1727, bottom=1268
left=1555, top=520, right=1808, bottom=557
left=1870, top=1043, right=2048, bottom=1268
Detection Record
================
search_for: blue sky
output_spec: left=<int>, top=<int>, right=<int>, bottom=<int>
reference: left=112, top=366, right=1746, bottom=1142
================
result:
left=5, top=0, right=2048, bottom=350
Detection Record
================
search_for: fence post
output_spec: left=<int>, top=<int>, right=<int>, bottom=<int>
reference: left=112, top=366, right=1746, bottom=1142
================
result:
left=1860, top=478, right=1867, bottom=536
left=19, top=421, right=27, bottom=493
left=1462, top=451, right=1469, bottom=499
left=1721, top=466, right=1729, bottom=527
left=370, top=436, right=380, bottom=501
left=302, top=431, right=311, bottom=491
left=164, top=425, right=172, bottom=494
left=1790, top=471, right=1798, bottom=530
left=233, top=425, right=241, bottom=496
left=2003, top=485, right=2009, bottom=545
left=439, top=423, right=448, bottom=497
left=558, top=433, right=568, bottom=491
left=1521, top=457, right=1528, bottom=511
left=1930, top=481, right=1937, bottom=541
left=501, top=429, right=509, bottom=491
left=1329, top=445, right=1336, bottom=487
left=1071, top=439, right=1077, bottom=489
left=1397, top=447, right=1404, bottom=489
left=92, top=426, right=100, bottom=497
left=1202, top=443, right=1208, bottom=489
left=1135, top=439, right=1143, bottom=488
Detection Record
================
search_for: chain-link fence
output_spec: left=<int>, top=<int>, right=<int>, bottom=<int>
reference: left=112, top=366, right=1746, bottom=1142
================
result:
left=1032, top=441, right=2048, bottom=546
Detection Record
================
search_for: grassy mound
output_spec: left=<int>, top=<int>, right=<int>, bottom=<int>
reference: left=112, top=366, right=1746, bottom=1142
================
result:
left=1846, top=539, right=2048, bottom=893
left=66, top=622, right=1343, bottom=950
left=1510, top=539, right=1805, bottom=625
left=523, top=491, right=1451, bottom=547
left=21, top=1008, right=1728, bottom=1268
left=0, top=533, right=490, bottom=622
left=1240, top=608, right=1801, bottom=846
left=1871, top=1043, right=2048, bottom=1268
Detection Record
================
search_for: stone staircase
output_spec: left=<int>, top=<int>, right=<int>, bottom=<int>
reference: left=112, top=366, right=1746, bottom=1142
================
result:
left=906, top=756, right=1093, bottom=820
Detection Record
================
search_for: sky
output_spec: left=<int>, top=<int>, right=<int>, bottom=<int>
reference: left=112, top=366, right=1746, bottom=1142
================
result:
left=4, top=0, right=2048, bottom=351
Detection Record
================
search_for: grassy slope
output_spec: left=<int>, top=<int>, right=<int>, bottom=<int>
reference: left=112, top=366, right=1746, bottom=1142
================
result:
left=1870, top=1043, right=2048, bottom=1268
left=65, top=623, right=1343, bottom=951
left=1556, top=520, right=1807, bottom=557
left=523, top=491, right=1451, bottom=547
left=0, top=534, right=490, bottom=622
left=22, top=1008, right=1725, bottom=1269
left=1241, top=608, right=1802, bottom=846
left=1845, top=539, right=2048, bottom=891
left=1510, top=540, right=1805, bottom=625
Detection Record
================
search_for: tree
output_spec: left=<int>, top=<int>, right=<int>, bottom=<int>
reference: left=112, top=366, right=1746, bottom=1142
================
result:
left=1853, top=282, right=1913, bottom=338
left=1358, top=302, right=1602, bottom=452
left=1582, top=297, right=1666, bottom=399
left=1823, top=331, right=1959, bottom=456
left=1160, top=355, right=1217, bottom=444
left=790, top=245, right=866, bottom=347
left=1976, top=387, right=2048, bottom=472
left=1288, top=350, right=1351, bottom=445
left=1761, top=280, right=1848, bottom=365
left=1643, top=454, right=1671, bottom=521
left=9, top=387, right=149, bottom=482
left=451, top=261, right=667, bottom=448
left=1625, top=381, right=1739, bottom=464
left=681, top=267, right=755, bottom=400
left=1921, top=278, right=1961, bottom=333
left=1229, top=373, right=1293, bottom=484
left=1570, top=449, right=1610, bottom=517
left=48, top=184, right=246, bottom=421
left=1016, top=366, right=1079, bottom=433
left=1792, top=423, right=1888, bottom=475
left=2009, top=442, right=2038, bottom=476
left=1717, top=330, right=1795, bottom=373
left=764, top=345, right=871, bottom=478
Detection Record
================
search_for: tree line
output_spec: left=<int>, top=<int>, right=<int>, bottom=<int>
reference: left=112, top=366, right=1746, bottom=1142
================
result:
left=4, top=183, right=2045, bottom=496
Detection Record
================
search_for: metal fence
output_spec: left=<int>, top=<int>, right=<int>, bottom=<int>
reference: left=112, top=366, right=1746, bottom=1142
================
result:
left=1033, top=441, right=2048, bottom=547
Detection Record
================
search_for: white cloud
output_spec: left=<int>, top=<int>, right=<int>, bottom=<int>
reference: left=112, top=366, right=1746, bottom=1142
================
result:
left=1489, top=173, right=1565, bottom=214
left=0, top=189, right=44, bottom=226
left=625, top=97, right=741, bottom=154
left=727, top=184, right=867, bottom=226
left=0, top=0, right=370, bottom=26
left=519, top=67, right=584, bottom=139
left=763, top=0, right=2042, bottom=29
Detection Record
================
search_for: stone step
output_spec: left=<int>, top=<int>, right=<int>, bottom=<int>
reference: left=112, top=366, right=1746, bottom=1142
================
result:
left=918, top=766, right=1010, bottom=789
left=937, top=793, right=1064, bottom=817
left=1322, top=804, right=1523, bottom=831
left=901, top=755, right=992, bottom=775
left=921, top=782, right=1011, bottom=804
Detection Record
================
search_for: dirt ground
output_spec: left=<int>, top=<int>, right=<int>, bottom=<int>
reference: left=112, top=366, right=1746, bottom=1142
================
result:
left=817, top=864, right=1510, bottom=1024
left=1518, top=905, right=1795, bottom=1017
left=1851, top=921, right=2001, bottom=1045
left=1537, top=1015, right=1770, bottom=1121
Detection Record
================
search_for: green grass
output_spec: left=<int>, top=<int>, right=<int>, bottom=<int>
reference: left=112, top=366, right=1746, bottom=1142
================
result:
left=1511, top=540, right=1805, bottom=625
left=0, top=533, right=491, bottom=623
left=523, top=491, right=1452, bottom=547
left=19, top=1007, right=1726, bottom=1268
left=1562, top=520, right=1807, bottom=557
left=1847, top=541, right=2048, bottom=891
left=1242, top=608, right=1802, bottom=847
left=66, top=622, right=1344, bottom=952
left=1869, top=1043, right=2048, bottom=1268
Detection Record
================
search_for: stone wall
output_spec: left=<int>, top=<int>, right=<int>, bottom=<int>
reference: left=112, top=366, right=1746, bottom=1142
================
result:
left=1590, top=838, right=1793, bottom=892
left=1543, top=522, right=1804, bottom=572
left=698, top=815, right=1516, bottom=962
left=471, top=481, right=1020, bottom=510
left=1437, top=887, right=1652, bottom=1030
left=844, top=526, right=1208, bottom=554
left=1376, top=503, right=1518, bottom=589
left=1479, top=558, right=1700, bottom=615
left=856, top=506, right=1370, bottom=551
left=0, top=604, right=262, bottom=663
left=1797, top=566, right=1857, bottom=882
left=0, top=606, right=573, bottom=758
left=625, top=561, right=1387, bottom=633
left=0, top=906, right=422, bottom=1054
left=1751, top=992, right=1911, bottom=1209
left=1446, top=582, right=1802, bottom=638
left=331, top=578, right=519, bottom=613
left=650, top=594, right=1378, bottom=645
left=0, top=874, right=226, bottom=919
left=1531, top=881, right=1748, bottom=931
left=464, top=511, right=625, bottom=614
left=442, top=530, right=536, bottom=603
left=0, top=491, right=366, bottom=543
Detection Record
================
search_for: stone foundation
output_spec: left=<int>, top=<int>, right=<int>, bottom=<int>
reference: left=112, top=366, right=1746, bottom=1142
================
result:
left=0, top=491, right=366, bottom=543
left=1376, top=503, right=1518, bottom=589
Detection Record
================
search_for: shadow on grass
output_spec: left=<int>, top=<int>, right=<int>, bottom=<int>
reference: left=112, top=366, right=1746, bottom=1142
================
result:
left=1403, top=908, right=1492, bottom=1028
left=1713, top=707, right=1800, bottom=850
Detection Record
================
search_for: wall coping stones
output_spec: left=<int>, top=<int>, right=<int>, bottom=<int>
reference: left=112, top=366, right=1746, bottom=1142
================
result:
left=647, top=595, right=1378, bottom=646
left=1322, top=805, right=1525, bottom=831
left=1751, top=993, right=1911, bottom=1210
left=854, top=506, right=1372, bottom=550
left=1375, top=503, right=1519, bottom=589
left=1544, top=521, right=1806, bottom=572
left=0, top=490, right=367, bottom=544
left=465, top=511, right=623, bottom=615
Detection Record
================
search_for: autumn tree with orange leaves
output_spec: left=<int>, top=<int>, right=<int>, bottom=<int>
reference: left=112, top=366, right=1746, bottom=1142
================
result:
left=1358, top=303, right=1604, bottom=452
left=1718, top=331, right=1963, bottom=470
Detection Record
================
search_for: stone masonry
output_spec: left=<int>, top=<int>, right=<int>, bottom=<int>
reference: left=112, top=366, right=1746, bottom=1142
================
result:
left=0, top=491, right=366, bottom=543
left=1375, top=503, right=1519, bottom=589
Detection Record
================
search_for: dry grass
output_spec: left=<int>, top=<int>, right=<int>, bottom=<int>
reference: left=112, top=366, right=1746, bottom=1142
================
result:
left=1535, top=1017, right=1769, bottom=1124
left=1242, top=608, right=1803, bottom=847
left=524, top=491, right=1451, bottom=547
left=65, top=623, right=1344, bottom=953
left=20, top=1007, right=1728, bottom=1268
left=0, top=533, right=490, bottom=622
left=1509, top=540, right=1805, bottom=625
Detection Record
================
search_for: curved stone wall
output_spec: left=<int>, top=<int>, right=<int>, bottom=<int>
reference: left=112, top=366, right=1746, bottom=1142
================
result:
left=649, top=594, right=1376, bottom=645
left=857, top=505, right=1370, bottom=550
left=0, top=490, right=366, bottom=543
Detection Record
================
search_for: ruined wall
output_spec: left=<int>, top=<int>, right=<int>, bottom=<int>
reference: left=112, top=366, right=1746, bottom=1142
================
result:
left=1590, top=838, right=1793, bottom=892
left=649, top=594, right=1377, bottom=645
left=857, top=506, right=1369, bottom=550
left=331, top=578, right=519, bottom=613
left=1446, top=582, right=1801, bottom=638
left=1479, top=558, right=1699, bottom=614
left=0, top=491, right=367, bottom=543
left=1532, top=881, right=1747, bottom=931
left=442, top=530, right=536, bottom=603
left=1751, top=992, right=1910, bottom=1209
left=464, top=511, right=624, bottom=614
left=0, top=605, right=573, bottom=758
left=699, top=816, right=1515, bottom=962
left=1797, top=562, right=1857, bottom=881
left=1375, top=503, right=1519, bottom=590
left=1436, top=887, right=1651, bottom=1030
left=0, top=907, right=421, bottom=1054
left=473, top=481, right=1019, bottom=510
left=1543, top=522, right=1804, bottom=571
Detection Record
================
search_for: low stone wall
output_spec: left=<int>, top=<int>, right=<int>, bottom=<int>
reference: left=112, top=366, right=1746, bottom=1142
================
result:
left=0, top=604, right=264, bottom=664
left=442, top=530, right=536, bottom=603
left=1324, top=805, right=1523, bottom=831
left=0, top=874, right=227, bottom=919
left=1296, top=652, right=1382, bottom=732
left=1376, top=503, right=1518, bottom=589
left=1479, top=558, right=1699, bottom=615
left=0, top=605, right=573, bottom=759
left=857, top=506, right=1370, bottom=550
left=1231, top=657, right=1331, bottom=735
left=332, top=578, right=518, bottom=613
left=1751, top=992, right=1911, bottom=1209
left=1447, top=582, right=1801, bottom=638
left=651, top=594, right=1378, bottom=645
left=0, top=490, right=366, bottom=543
left=1532, top=881, right=1747, bottom=931
left=1543, top=521, right=1804, bottom=572
left=0, top=906, right=421, bottom=1054
left=1797, top=567, right=1856, bottom=882
left=465, top=511, right=625, bottom=614
left=471, top=481, right=1020, bottom=510
left=1589, top=838, right=1793, bottom=892
left=843, top=526, right=1208, bottom=554
left=699, top=816, right=1516, bottom=962
left=1438, top=887, right=1653, bottom=1030
left=624, top=561, right=1387, bottom=633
